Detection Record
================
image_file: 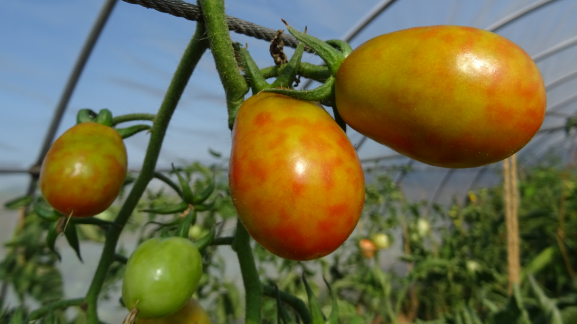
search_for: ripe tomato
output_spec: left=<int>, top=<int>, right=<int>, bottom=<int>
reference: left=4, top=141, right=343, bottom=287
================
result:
left=335, top=25, right=546, bottom=168
left=136, top=299, right=211, bottom=324
left=122, top=237, right=203, bottom=319
left=39, top=122, right=127, bottom=217
left=359, top=239, right=376, bottom=258
left=229, top=93, right=365, bottom=261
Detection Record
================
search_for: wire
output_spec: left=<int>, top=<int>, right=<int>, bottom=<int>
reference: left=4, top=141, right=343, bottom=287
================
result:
left=122, top=0, right=306, bottom=50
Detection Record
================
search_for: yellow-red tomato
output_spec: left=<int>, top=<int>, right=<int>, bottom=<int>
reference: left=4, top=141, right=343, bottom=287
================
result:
left=359, top=239, right=377, bottom=258
left=335, top=25, right=546, bottom=168
left=229, top=93, right=365, bottom=261
left=40, top=122, right=127, bottom=217
left=136, top=299, right=211, bottom=324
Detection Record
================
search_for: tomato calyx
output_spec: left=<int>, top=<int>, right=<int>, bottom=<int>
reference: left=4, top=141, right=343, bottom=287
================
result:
left=76, top=109, right=152, bottom=139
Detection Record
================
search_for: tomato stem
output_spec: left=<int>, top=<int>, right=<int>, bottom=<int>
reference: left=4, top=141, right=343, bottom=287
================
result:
left=262, top=285, right=311, bottom=324
left=83, top=22, right=209, bottom=324
left=232, top=219, right=263, bottom=324
left=199, top=0, right=249, bottom=130
left=111, top=113, right=156, bottom=126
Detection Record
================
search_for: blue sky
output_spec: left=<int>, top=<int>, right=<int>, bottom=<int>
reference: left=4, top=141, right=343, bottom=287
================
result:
left=2, top=0, right=577, bottom=196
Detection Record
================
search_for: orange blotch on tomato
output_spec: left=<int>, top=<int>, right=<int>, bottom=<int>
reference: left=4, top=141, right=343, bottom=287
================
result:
left=229, top=93, right=365, bottom=261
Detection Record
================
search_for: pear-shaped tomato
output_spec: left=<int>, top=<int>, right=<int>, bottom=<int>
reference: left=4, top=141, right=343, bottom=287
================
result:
left=335, top=25, right=546, bottom=168
left=136, top=299, right=211, bottom=324
left=229, top=93, right=365, bottom=261
left=39, top=122, right=127, bottom=217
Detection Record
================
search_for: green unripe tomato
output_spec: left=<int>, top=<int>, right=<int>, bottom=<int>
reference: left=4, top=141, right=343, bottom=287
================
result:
left=371, top=233, right=391, bottom=250
left=122, top=237, right=203, bottom=319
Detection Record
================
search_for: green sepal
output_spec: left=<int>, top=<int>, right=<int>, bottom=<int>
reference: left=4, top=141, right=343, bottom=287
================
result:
left=193, top=227, right=216, bottom=252
left=175, top=208, right=196, bottom=238
left=76, top=109, right=97, bottom=124
left=173, top=164, right=195, bottom=205
left=238, top=44, right=271, bottom=94
left=325, top=40, right=353, bottom=57
left=140, top=201, right=189, bottom=215
left=302, top=273, right=324, bottom=324
left=263, top=76, right=335, bottom=102
left=261, top=63, right=330, bottom=83
left=194, top=198, right=217, bottom=211
left=193, top=176, right=215, bottom=205
left=64, top=222, right=83, bottom=262
left=323, top=277, right=339, bottom=324
left=282, top=20, right=345, bottom=76
left=275, top=284, right=297, bottom=324
left=33, top=199, right=62, bottom=222
left=153, top=172, right=183, bottom=199
left=46, top=222, right=61, bottom=261
left=271, top=42, right=305, bottom=89
left=116, top=124, right=151, bottom=139
left=4, top=195, right=32, bottom=210
left=95, top=109, right=113, bottom=127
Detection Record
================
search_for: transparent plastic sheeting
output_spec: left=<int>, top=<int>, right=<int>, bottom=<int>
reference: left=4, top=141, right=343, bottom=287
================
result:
left=2, top=0, right=577, bottom=203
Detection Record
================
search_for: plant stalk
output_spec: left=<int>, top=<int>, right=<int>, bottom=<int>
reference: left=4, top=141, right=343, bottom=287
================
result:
left=83, top=23, right=209, bottom=324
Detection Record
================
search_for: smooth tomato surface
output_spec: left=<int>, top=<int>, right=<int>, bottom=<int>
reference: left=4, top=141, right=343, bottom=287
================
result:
left=39, top=122, right=127, bottom=217
left=122, top=237, right=203, bottom=319
left=335, top=25, right=546, bottom=168
left=136, top=299, right=211, bottom=324
left=229, top=93, right=365, bottom=261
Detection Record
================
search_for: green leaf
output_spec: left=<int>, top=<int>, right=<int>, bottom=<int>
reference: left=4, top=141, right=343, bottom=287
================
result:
left=324, top=277, right=338, bottom=324
left=520, top=247, right=554, bottom=283
left=33, top=200, right=61, bottom=222
left=8, top=307, right=23, bottom=324
left=64, top=222, right=82, bottom=262
left=528, top=275, right=563, bottom=324
left=302, top=274, right=324, bottom=324
left=275, top=284, right=297, bottom=324
left=4, top=195, right=32, bottom=209
left=46, top=222, right=61, bottom=261
left=208, top=148, right=222, bottom=158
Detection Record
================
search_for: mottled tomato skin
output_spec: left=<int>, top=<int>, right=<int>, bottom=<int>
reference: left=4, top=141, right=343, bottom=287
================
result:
left=136, top=299, right=211, bottom=324
left=39, top=122, right=127, bottom=217
left=229, top=93, right=365, bottom=261
left=335, top=25, right=546, bottom=168
left=122, top=237, right=203, bottom=319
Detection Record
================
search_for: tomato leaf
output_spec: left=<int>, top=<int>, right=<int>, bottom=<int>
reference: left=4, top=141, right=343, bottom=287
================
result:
left=275, top=284, right=297, bottom=324
left=4, top=195, right=32, bottom=210
left=46, top=222, right=61, bottom=261
left=64, top=223, right=83, bottom=262
left=208, top=148, right=222, bottom=158
left=302, top=273, right=324, bottom=324
left=175, top=209, right=196, bottom=238
left=33, top=199, right=61, bottom=222
left=324, top=277, right=339, bottom=324
left=7, top=307, right=23, bottom=324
